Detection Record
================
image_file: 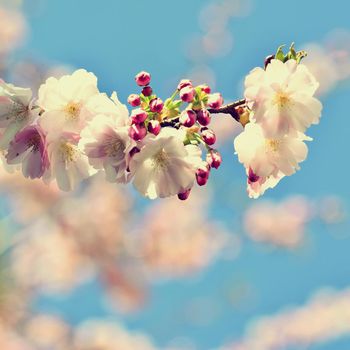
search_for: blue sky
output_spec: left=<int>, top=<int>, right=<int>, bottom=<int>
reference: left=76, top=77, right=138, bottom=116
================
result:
left=20, top=0, right=350, bottom=349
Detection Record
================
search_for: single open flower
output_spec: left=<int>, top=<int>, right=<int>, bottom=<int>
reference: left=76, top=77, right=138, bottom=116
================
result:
left=234, top=122, right=310, bottom=179
left=129, top=128, right=202, bottom=199
left=6, top=125, right=49, bottom=179
left=80, top=115, right=136, bottom=183
left=245, top=59, right=322, bottom=137
left=38, top=69, right=99, bottom=135
left=38, top=70, right=129, bottom=136
left=0, top=80, right=35, bottom=149
left=43, top=132, right=96, bottom=191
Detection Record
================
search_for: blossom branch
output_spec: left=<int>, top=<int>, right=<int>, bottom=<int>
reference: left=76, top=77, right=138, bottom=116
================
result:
left=208, top=99, right=246, bottom=122
left=0, top=43, right=323, bottom=200
left=161, top=99, right=247, bottom=128
left=160, top=118, right=180, bottom=128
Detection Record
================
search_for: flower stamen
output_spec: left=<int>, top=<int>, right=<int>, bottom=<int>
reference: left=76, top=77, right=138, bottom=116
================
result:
left=59, top=142, right=79, bottom=162
left=152, top=149, right=169, bottom=169
left=64, top=101, right=81, bottom=121
left=103, top=136, right=125, bottom=157
left=274, top=91, right=290, bottom=108
left=265, top=139, right=280, bottom=152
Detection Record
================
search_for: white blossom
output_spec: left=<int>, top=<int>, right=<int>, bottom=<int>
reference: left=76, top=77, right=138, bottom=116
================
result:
left=129, top=127, right=202, bottom=199
left=245, top=59, right=322, bottom=137
left=0, top=80, right=34, bottom=149
left=43, top=132, right=96, bottom=191
left=234, top=122, right=310, bottom=180
left=38, top=69, right=128, bottom=136
left=80, top=114, right=136, bottom=183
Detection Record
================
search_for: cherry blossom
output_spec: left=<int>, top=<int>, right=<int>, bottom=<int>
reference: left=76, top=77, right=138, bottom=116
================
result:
left=0, top=80, right=35, bottom=149
left=129, top=127, right=202, bottom=199
left=10, top=219, right=94, bottom=293
left=0, top=44, right=324, bottom=200
left=243, top=196, right=313, bottom=248
left=223, top=287, right=350, bottom=350
left=245, top=58, right=322, bottom=138
left=73, top=321, right=158, bottom=350
left=234, top=123, right=310, bottom=179
left=0, top=6, right=26, bottom=55
left=80, top=115, right=136, bottom=183
left=6, top=125, right=49, bottom=179
left=138, top=189, right=231, bottom=276
left=43, top=132, right=96, bottom=191
left=38, top=69, right=100, bottom=135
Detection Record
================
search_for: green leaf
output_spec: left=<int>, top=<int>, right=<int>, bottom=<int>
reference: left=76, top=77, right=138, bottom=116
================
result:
left=164, top=98, right=172, bottom=108
left=275, top=45, right=286, bottom=62
left=194, top=86, right=202, bottom=96
left=290, top=43, right=297, bottom=58
left=287, top=42, right=297, bottom=60
left=172, top=100, right=182, bottom=109
left=140, top=94, right=148, bottom=103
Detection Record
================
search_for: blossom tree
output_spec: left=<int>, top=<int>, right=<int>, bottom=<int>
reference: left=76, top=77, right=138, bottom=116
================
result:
left=0, top=44, right=322, bottom=199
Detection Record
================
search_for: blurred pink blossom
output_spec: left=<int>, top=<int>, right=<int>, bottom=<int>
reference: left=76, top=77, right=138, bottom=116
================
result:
left=0, top=6, right=26, bottom=56
left=304, top=30, right=350, bottom=95
left=138, top=189, right=232, bottom=277
left=73, top=320, right=158, bottom=350
left=243, top=196, right=314, bottom=248
left=223, top=287, right=350, bottom=350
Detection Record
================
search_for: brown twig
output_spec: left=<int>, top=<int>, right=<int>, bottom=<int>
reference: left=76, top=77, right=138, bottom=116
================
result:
left=208, top=99, right=246, bottom=122
left=160, top=99, right=246, bottom=128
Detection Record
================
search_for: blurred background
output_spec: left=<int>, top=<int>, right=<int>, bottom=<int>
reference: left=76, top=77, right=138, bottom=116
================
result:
left=0, top=0, right=350, bottom=349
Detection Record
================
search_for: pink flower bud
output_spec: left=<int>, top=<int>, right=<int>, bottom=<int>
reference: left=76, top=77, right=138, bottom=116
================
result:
left=131, top=108, right=148, bottom=123
left=179, top=110, right=196, bottom=127
left=142, top=86, right=153, bottom=96
left=177, top=79, right=192, bottom=91
left=196, top=163, right=210, bottom=186
left=178, top=188, right=191, bottom=200
left=128, top=123, right=147, bottom=141
left=129, top=146, right=141, bottom=158
left=197, top=109, right=211, bottom=126
left=196, top=163, right=210, bottom=178
left=127, top=147, right=141, bottom=172
left=196, top=176, right=208, bottom=186
left=198, top=84, right=211, bottom=94
left=135, top=71, right=151, bottom=86
left=207, top=93, right=223, bottom=109
left=127, top=94, right=141, bottom=107
left=149, top=98, right=164, bottom=113
left=202, top=128, right=216, bottom=145
left=206, top=151, right=222, bottom=169
left=180, top=86, right=195, bottom=102
left=248, top=167, right=260, bottom=183
left=148, top=120, right=161, bottom=135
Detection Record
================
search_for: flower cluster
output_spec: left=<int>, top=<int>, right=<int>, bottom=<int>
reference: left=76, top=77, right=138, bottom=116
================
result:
left=234, top=44, right=323, bottom=198
left=0, top=44, right=322, bottom=200
left=127, top=73, right=225, bottom=199
left=0, top=69, right=224, bottom=200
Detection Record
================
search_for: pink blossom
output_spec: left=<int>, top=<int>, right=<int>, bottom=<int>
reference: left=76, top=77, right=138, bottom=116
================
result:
left=80, top=115, right=136, bottom=183
left=135, top=71, right=151, bottom=86
left=245, top=59, right=322, bottom=137
left=243, top=196, right=312, bottom=248
left=6, top=125, right=49, bottom=179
